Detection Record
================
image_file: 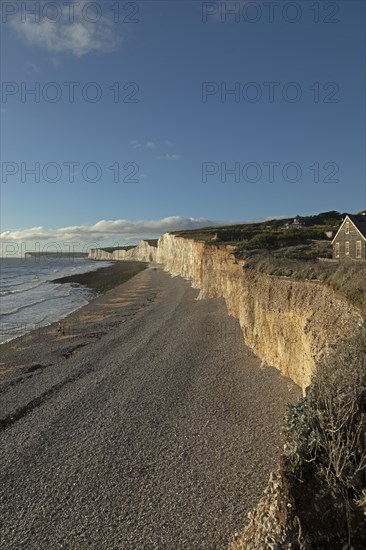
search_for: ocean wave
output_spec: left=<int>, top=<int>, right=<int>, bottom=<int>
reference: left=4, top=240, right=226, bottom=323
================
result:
left=0, top=281, right=42, bottom=297
left=0, top=258, right=111, bottom=344
left=1, top=284, right=74, bottom=316
left=0, top=296, right=49, bottom=316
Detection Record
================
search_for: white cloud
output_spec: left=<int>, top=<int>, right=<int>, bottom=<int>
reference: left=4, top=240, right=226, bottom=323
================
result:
left=156, top=154, right=181, bottom=161
left=51, top=56, right=61, bottom=68
left=130, top=140, right=157, bottom=150
left=145, top=141, right=156, bottom=150
left=10, top=1, right=122, bottom=57
left=165, top=140, right=176, bottom=147
left=0, top=216, right=222, bottom=243
left=25, top=60, right=40, bottom=73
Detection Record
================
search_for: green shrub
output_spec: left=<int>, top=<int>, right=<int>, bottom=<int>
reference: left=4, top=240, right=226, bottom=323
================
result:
left=239, top=233, right=280, bottom=250
left=284, top=397, right=312, bottom=471
left=284, top=326, right=366, bottom=511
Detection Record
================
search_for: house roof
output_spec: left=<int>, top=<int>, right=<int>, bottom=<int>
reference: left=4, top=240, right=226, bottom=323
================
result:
left=348, top=214, right=366, bottom=239
left=332, top=213, right=366, bottom=243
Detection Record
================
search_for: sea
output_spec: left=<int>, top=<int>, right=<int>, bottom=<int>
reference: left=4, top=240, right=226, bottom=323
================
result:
left=0, top=256, right=111, bottom=344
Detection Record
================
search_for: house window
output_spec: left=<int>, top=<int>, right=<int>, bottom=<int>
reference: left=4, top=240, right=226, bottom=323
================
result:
left=356, top=240, right=362, bottom=258
left=345, top=241, right=350, bottom=255
left=335, top=242, right=340, bottom=258
left=345, top=221, right=350, bottom=234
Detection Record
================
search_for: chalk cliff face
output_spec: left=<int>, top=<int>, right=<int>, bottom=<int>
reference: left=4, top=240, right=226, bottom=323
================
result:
left=156, top=234, right=362, bottom=388
left=88, top=248, right=114, bottom=260
left=91, top=233, right=363, bottom=389
left=88, top=241, right=157, bottom=262
left=114, top=241, right=157, bottom=262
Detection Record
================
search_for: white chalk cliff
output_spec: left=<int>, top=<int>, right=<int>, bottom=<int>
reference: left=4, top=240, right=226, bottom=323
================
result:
left=89, top=235, right=362, bottom=389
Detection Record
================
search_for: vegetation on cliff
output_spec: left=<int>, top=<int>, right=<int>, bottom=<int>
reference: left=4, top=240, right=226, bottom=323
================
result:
left=241, top=255, right=366, bottom=315
left=99, top=245, right=136, bottom=253
left=172, top=211, right=366, bottom=316
left=231, top=326, right=366, bottom=549
left=284, top=325, right=366, bottom=518
left=99, top=240, right=158, bottom=254
left=144, top=239, right=159, bottom=247
left=172, top=210, right=342, bottom=245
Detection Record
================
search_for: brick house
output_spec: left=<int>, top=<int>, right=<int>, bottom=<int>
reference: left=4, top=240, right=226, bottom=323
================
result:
left=332, top=213, right=366, bottom=260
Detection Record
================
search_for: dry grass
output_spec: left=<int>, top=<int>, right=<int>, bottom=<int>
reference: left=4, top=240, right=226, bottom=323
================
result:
left=238, top=248, right=366, bottom=316
left=285, top=325, right=366, bottom=523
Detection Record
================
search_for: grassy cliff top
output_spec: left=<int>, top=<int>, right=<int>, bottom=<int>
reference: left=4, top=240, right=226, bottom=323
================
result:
left=100, top=246, right=136, bottom=253
left=172, top=211, right=366, bottom=315
left=171, top=211, right=343, bottom=245
left=100, top=239, right=158, bottom=253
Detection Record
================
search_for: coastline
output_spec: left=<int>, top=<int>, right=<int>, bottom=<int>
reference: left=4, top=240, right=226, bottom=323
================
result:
left=51, top=260, right=147, bottom=294
left=0, top=262, right=150, bottom=374
left=0, top=260, right=147, bottom=347
left=0, top=264, right=300, bottom=548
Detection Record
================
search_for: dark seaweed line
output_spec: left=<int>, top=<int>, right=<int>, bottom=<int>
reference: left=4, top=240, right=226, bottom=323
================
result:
left=0, top=361, right=94, bottom=433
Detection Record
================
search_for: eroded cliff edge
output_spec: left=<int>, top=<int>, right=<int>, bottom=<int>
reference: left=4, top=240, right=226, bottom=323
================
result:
left=90, top=233, right=363, bottom=389
left=89, top=234, right=365, bottom=546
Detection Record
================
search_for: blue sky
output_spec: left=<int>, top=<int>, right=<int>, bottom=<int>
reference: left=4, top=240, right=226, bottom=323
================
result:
left=1, top=0, right=365, bottom=252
